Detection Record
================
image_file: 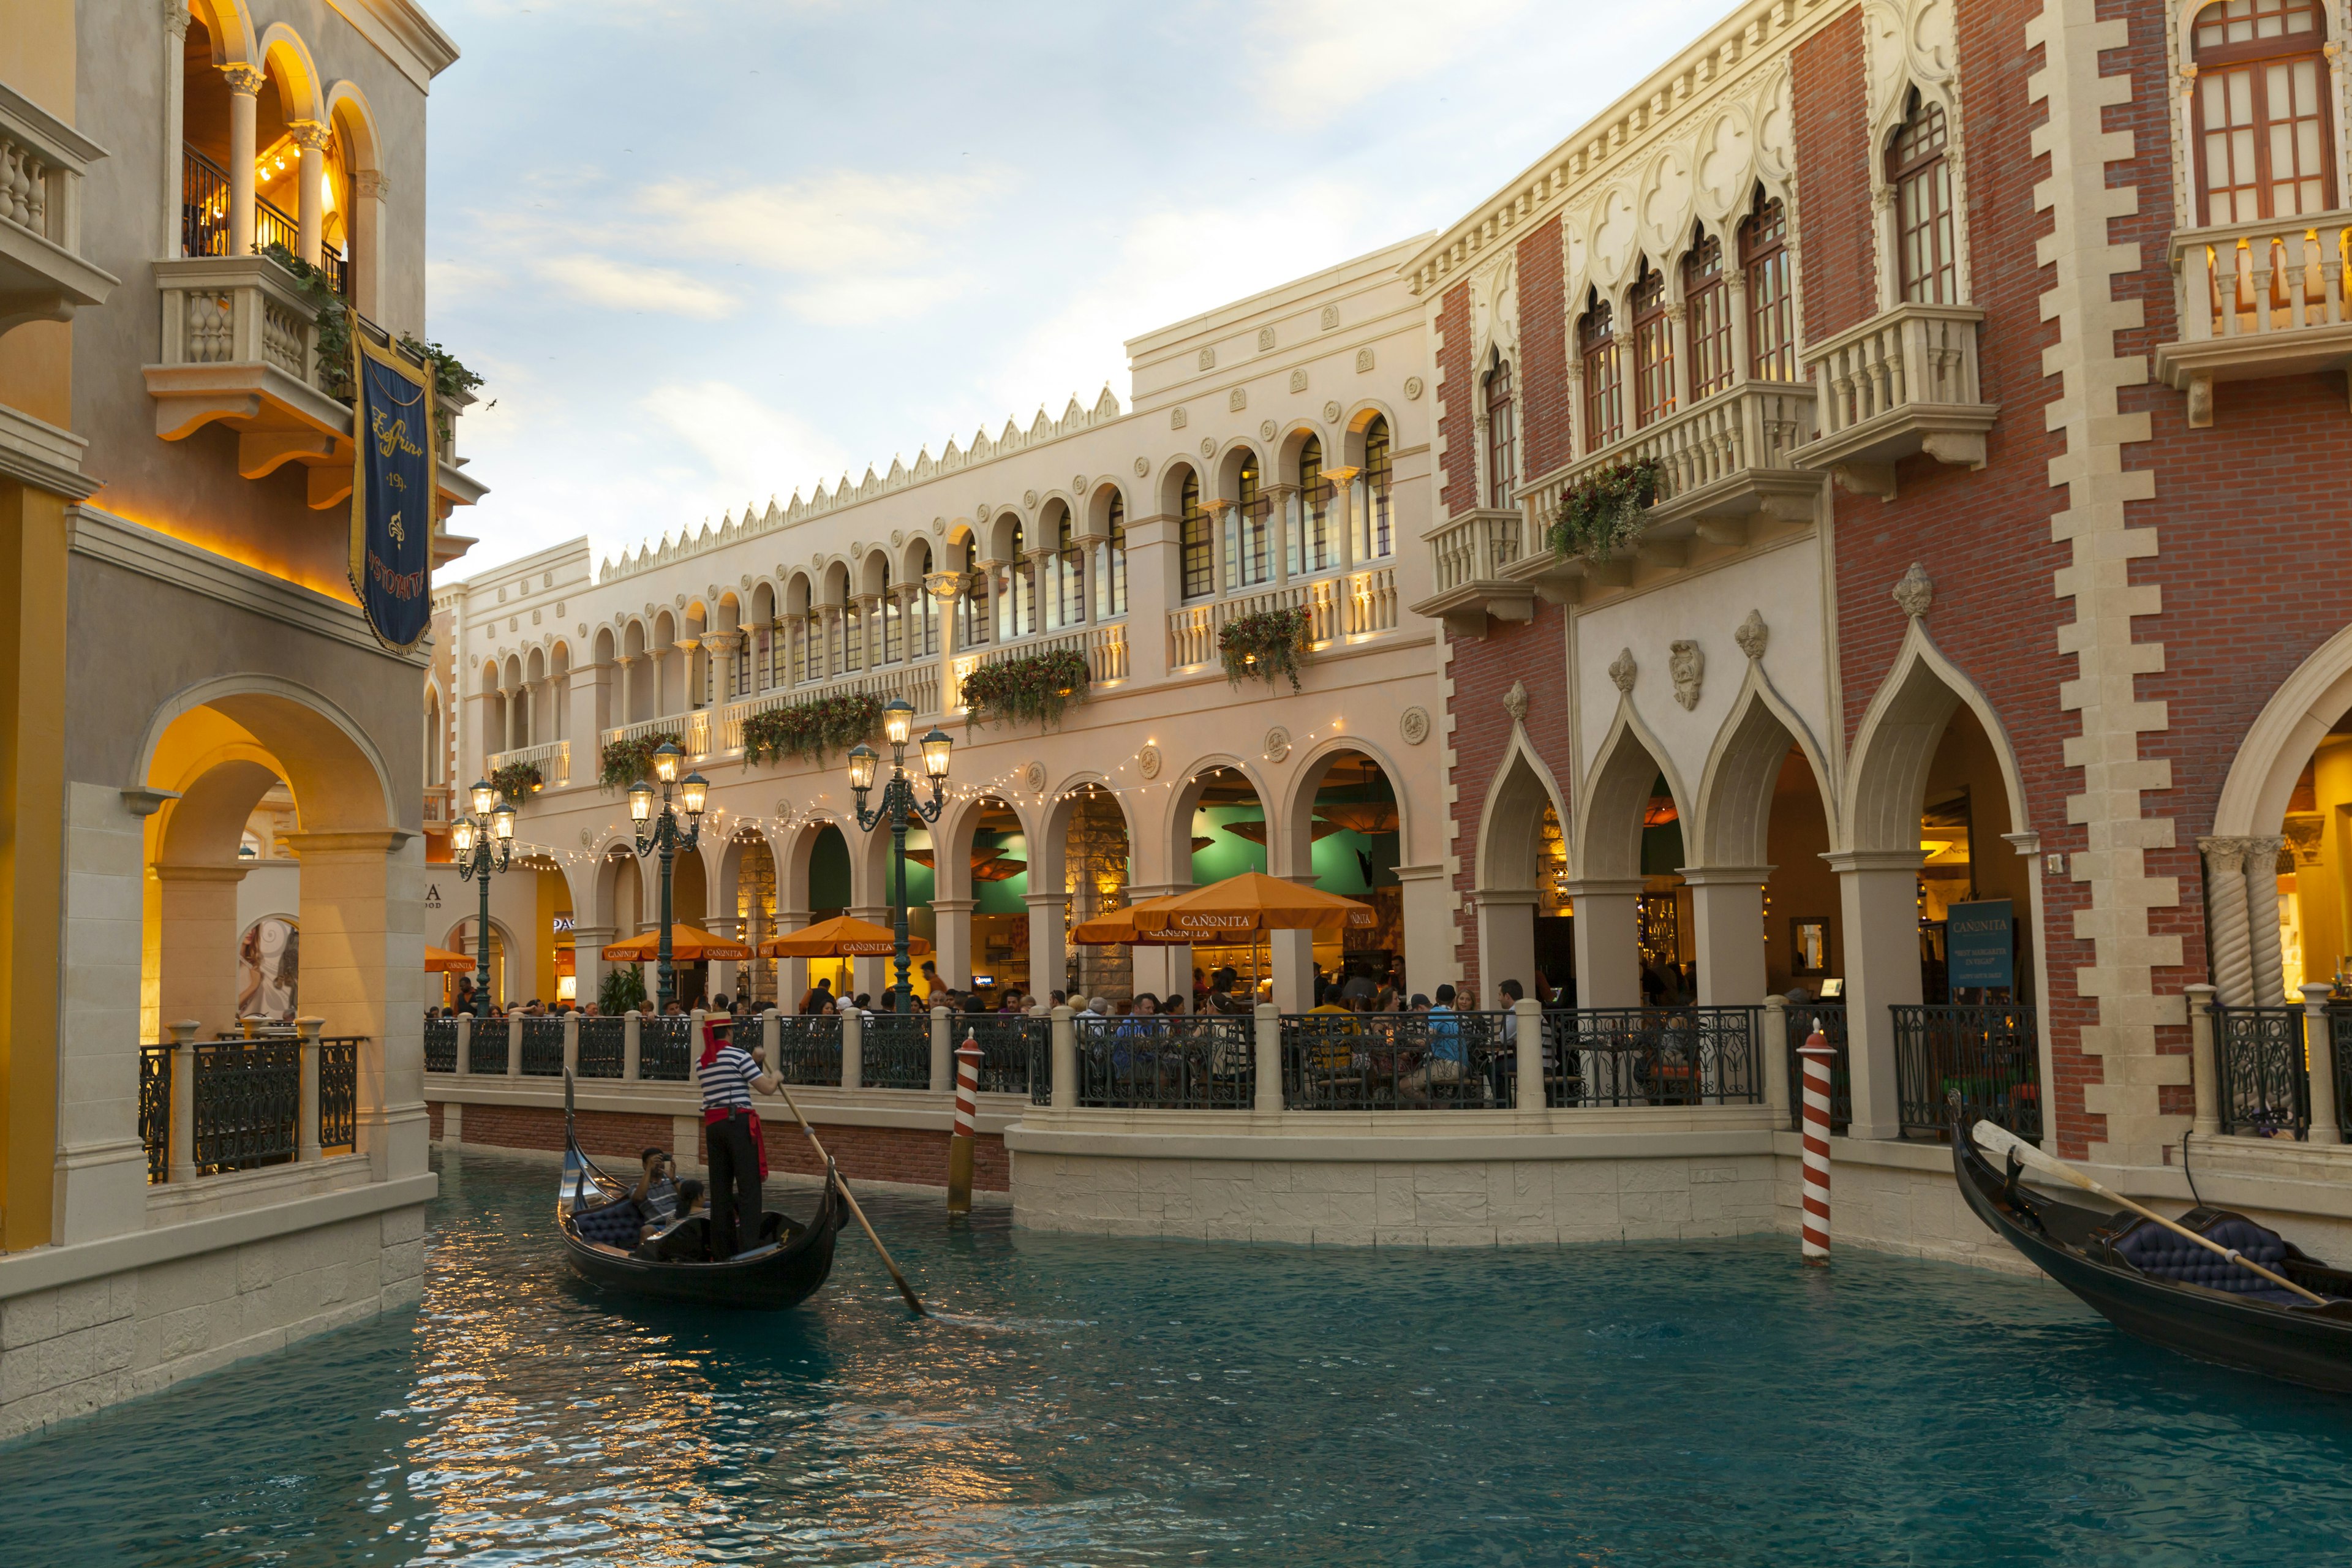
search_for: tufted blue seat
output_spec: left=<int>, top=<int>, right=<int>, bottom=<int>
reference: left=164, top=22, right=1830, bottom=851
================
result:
left=2112, top=1215, right=2303, bottom=1300
left=571, top=1197, right=643, bottom=1248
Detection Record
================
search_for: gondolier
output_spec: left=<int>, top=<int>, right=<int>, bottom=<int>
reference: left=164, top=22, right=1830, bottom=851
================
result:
left=697, top=1016, right=780, bottom=1259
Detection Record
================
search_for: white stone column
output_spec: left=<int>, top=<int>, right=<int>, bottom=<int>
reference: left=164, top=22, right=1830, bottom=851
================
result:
left=773, top=907, right=810, bottom=1012
left=1726, top=271, right=1752, bottom=388
left=163, top=2, right=191, bottom=249
left=1564, top=878, right=1646, bottom=1008
left=153, top=864, right=251, bottom=1036
left=622, top=1011, right=641, bottom=1081
left=1665, top=301, right=1692, bottom=410
left=453, top=1012, right=472, bottom=1079
left=1254, top=1003, right=1283, bottom=1113
left=1474, top=888, right=1539, bottom=1001
left=1393, top=862, right=1452, bottom=997
left=1322, top=467, right=1359, bottom=573
left=1051, top=1005, right=1076, bottom=1109
left=222, top=64, right=260, bottom=259
left=930, top=1005, right=952, bottom=1092
left=2199, top=837, right=2256, bottom=1006
left=562, top=1010, right=580, bottom=1077
left=1681, top=866, right=1773, bottom=1008
left=2247, top=835, right=2288, bottom=1006
left=352, top=169, right=387, bottom=319
left=167, top=1019, right=200, bottom=1186
left=1025, top=889, right=1069, bottom=1003
left=1763, top=993, right=1792, bottom=1121
left=842, top=1008, right=864, bottom=1093
left=2186, top=981, right=2222, bottom=1137
left=1513, top=996, right=1545, bottom=1111
left=1205, top=500, right=1234, bottom=598
left=1826, top=848, right=1924, bottom=1141
left=296, top=1015, right=323, bottom=1161
left=288, top=119, right=331, bottom=266
left=287, top=831, right=428, bottom=1184
left=2304, top=981, right=2342, bottom=1144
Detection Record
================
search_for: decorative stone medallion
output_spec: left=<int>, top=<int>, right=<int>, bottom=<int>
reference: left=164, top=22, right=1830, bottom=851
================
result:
left=1399, top=706, right=1431, bottom=745
left=1134, top=456, right=1150, bottom=477
left=1198, top=347, right=1216, bottom=370
left=1172, top=407, right=1188, bottom=429
left=1264, top=726, right=1291, bottom=763
left=774, top=797, right=792, bottom=820
left=1261, top=420, right=1276, bottom=441
left=1200, top=438, right=1216, bottom=458
left=1289, top=369, right=1308, bottom=393
left=1321, top=304, right=1340, bottom=330
left=1228, top=388, right=1247, bottom=412
left=1072, top=474, right=1087, bottom=494
left=1355, top=349, right=1375, bottom=372
left=579, top=828, right=594, bottom=848
left=1404, top=376, right=1425, bottom=400
left=1138, top=745, right=1164, bottom=779
left=1324, top=401, right=1343, bottom=423
left=1023, top=760, right=1048, bottom=793
left=1257, top=326, right=1276, bottom=351
left=1023, top=490, right=1038, bottom=510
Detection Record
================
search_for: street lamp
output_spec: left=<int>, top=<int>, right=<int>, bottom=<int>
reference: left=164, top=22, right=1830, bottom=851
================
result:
left=628, top=741, right=708, bottom=1011
left=848, top=698, right=951, bottom=1012
left=451, top=778, right=516, bottom=1018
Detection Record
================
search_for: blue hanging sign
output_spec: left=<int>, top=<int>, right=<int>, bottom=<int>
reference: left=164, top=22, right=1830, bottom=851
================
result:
left=347, top=334, right=436, bottom=650
left=1947, top=899, right=2015, bottom=990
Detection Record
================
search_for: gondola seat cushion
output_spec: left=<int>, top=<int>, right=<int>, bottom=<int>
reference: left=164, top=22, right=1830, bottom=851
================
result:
left=571, top=1198, right=642, bottom=1248
left=2113, top=1216, right=2290, bottom=1294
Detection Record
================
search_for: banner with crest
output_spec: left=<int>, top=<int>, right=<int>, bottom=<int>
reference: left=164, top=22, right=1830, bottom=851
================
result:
left=347, top=334, right=437, bottom=650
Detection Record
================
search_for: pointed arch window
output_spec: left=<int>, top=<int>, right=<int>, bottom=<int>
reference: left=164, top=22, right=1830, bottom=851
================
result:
left=1630, top=262, right=1675, bottom=426
left=1684, top=230, right=1732, bottom=401
left=1580, top=293, right=1623, bottom=449
left=1740, top=193, right=1796, bottom=381
left=1180, top=471, right=1212, bottom=600
left=2193, top=0, right=2334, bottom=224
left=1483, top=353, right=1517, bottom=507
left=1889, top=91, right=1958, bottom=304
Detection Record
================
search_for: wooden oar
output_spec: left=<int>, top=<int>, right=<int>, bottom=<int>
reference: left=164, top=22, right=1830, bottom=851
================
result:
left=769, top=1078, right=926, bottom=1317
left=1973, top=1120, right=2325, bottom=1305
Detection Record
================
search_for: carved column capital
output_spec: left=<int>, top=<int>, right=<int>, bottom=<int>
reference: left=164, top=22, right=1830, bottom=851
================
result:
left=287, top=119, right=333, bottom=152
left=221, top=62, right=265, bottom=97
left=355, top=168, right=390, bottom=200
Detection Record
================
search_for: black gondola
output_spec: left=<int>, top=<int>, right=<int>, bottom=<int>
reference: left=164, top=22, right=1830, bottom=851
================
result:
left=556, top=1071, right=845, bottom=1310
left=1953, top=1111, right=2352, bottom=1391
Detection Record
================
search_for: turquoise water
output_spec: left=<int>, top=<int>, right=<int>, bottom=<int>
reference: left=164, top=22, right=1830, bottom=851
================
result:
left=4, top=1150, right=2351, bottom=1565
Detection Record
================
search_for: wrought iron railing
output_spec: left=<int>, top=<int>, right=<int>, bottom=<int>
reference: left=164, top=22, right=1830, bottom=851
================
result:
left=423, top=1015, right=458, bottom=1073
left=1783, top=1004, right=1850, bottom=1133
left=859, top=1011, right=931, bottom=1089
left=181, top=147, right=230, bottom=258
left=640, top=1016, right=693, bottom=1082
left=772, top=1014, right=843, bottom=1085
left=2214, top=1004, right=2310, bottom=1139
left=2330, top=1008, right=2352, bottom=1140
left=1059, top=1015, right=1255, bottom=1109
left=1890, top=1004, right=2041, bottom=1139
left=960, top=1014, right=1044, bottom=1095
left=254, top=193, right=297, bottom=257
left=577, top=1016, right=625, bottom=1079
left=192, top=1041, right=301, bottom=1172
left=318, top=1037, right=360, bottom=1153
left=520, top=1016, right=567, bottom=1077
left=140, top=1045, right=172, bottom=1183
left=321, top=244, right=347, bottom=298
left=467, top=1019, right=509, bottom=1075
left=1539, top=1007, right=1764, bottom=1109
left=1284, top=1011, right=1516, bottom=1110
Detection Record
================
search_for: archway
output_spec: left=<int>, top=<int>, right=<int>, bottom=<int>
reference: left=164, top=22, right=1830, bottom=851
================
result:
left=1474, top=743, right=1571, bottom=1006
left=1284, top=748, right=1407, bottom=1009
left=1057, top=782, right=1132, bottom=1003
left=1572, top=719, right=1687, bottom=1011
left=1177, top=764, right=1273, bottom=1008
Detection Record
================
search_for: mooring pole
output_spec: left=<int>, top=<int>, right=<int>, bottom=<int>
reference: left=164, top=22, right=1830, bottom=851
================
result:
left=1798, top=1028, right=1835, bottom=1265
left=947, top=1030, right=981, bottom=1213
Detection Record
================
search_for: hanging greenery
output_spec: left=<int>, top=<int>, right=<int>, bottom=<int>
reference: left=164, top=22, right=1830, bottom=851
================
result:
left=259, top=243, right=355, bottom=402
left=600, top=731, right=683, bottom=791
left=1548, top=458, right=1661, bottom=563
left=960, top=647, right=1090, bottom=733
left=1218, top=606, right=1313, bottom=693
left=598, top=965, right=647, bottom=1015
left=489, top=761, right=543, bottom=801
left=741, top=694, right=883, bottom=767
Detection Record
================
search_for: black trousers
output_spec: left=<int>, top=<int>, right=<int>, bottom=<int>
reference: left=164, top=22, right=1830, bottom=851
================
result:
left=705, top=1113, right=762, bottom=1258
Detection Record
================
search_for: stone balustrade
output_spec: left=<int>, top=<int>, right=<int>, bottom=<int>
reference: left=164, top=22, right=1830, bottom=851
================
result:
left=2156, top=210, right=2352, bottom=427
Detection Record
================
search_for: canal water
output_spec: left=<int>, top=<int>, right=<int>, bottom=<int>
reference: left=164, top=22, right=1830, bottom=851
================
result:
left=4, top=1148, right=2351, bottom=1566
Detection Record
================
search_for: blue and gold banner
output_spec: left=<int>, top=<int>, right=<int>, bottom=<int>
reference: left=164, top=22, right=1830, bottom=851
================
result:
left=347, top=334, right=437, bottom=650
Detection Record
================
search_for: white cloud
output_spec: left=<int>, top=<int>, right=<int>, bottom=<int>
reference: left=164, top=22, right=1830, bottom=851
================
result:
left=533, top=255, right=736, bottom=318
left=1249, top=0, right=1532, bottom=127
left=636, top=379, right=851, bottom=505
left=640, top=170, right=995, bottom=274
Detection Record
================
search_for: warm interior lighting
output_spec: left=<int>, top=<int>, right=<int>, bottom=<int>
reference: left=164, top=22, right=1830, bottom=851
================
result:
left=921, top=726, right=953, bottom=780
left=653, top=742, right=682, bottom=784
left=847, top=744, right=878, bottom=794
left=884, top=698, right=915, bottom=748
left=492, top=802, right=516, bottom=840
left=628, top=780, right=655, bottom=822
left=469, top=778, right=497, bottom=817
left=1920, top=839, right=1952, bottom=858
left=450, top=818, right=475, bottom=856
left=680, top=772, right=709, bottom=817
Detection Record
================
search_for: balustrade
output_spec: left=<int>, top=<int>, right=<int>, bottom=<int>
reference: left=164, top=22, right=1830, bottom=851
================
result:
left=142, top=1030, right=369, bottom=1181
left=487, top=739, right=569, bottom=791
left=2157, top=213, right=2352, bottom=426
left=1792, top=303, right=1992, bottom=496
left=973, top=622, right=1129, bottom=685
left=1, top=86, right=111, bottom=333
left=1519, top=381, right=1818, bottom=545
left=1165, top=571, right=1385, bottom=673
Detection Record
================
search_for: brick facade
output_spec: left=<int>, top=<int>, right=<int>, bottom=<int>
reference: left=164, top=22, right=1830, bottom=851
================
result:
left=1789, top=7, right=1874, bottom=346
left=1435, top=282, right=1476, bottom=518
left=1517, top=216, right=1573, bottom=480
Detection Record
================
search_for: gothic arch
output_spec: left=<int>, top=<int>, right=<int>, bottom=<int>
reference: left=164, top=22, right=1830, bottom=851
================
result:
left=1575, top=705, right=1689, bottom=880
left=1842, top=624, right=2031, bottom=854
left=2212, top=620, right=2352, bottom=837
left=1692, top=663, right=1838, bottom=868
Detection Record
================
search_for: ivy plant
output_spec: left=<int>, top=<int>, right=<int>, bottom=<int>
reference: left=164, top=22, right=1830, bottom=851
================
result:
left=600, top=731, right=683, bottom=792
left=1218, top=606, right=1313, bottom=693
left=1547, top=458, right=1661, bottom=564
left=741, top=695, right=882, bottom=767
left=960, top=647, right=1090, bottom=733
left=489, top=761, right=543, bottom=801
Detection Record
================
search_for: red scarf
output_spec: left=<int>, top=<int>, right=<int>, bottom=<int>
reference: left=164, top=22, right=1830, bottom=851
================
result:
left=698, top=1021, right=768, bottom=1179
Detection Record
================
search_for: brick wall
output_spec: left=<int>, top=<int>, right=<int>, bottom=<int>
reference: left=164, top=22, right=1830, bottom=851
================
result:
left=1436, top=282, right=1476, bottom=516
left=1789, top=7, right=1874, bottom=346
left=431, top=1099, right=1010, bottom=1191
left=1445, top=604, right=1574, bottom=997
left=1517, top=216, right=1572, bottom=478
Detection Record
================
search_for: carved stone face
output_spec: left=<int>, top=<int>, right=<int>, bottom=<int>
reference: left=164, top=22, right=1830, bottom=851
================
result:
left=1668, top=639, right=1705, bottom=711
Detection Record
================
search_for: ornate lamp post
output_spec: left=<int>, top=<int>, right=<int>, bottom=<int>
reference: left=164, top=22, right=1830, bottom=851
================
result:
left=450, top=778, right=516, bottom=1019
left=628, top=741, right=709, bottom=1012
left=847, top=698, right=952, bottom=1013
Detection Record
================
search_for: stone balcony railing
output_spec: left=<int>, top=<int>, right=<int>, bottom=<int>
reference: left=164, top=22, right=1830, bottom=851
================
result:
left=1167, top=565, right=1401, bottom=670
left=1407, top=510, right=1530, bottom=638
left=2155, top=211, right=2352, bottom=427
left=144, top=252, right=484, bottom=548
left=0, top=80, right=115, bottom=338
left=488, top=739, right=570, bottom=792
left=1789, top=301, right=1997, bottom=500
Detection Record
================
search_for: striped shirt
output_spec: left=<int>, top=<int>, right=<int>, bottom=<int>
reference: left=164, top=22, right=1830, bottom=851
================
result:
left=698, top=1044, right=760, bottom=1112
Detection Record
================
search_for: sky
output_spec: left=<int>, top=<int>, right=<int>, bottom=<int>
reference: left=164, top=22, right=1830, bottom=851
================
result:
left=424, top=0, right=1736, bottom=579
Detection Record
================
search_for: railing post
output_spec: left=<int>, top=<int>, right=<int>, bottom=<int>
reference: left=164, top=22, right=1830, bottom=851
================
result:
left=1050, top=1005, right=1076, bottom=1110
left=930, top=1005, right=951, bottom=1093
left=842, top=1008, right=863, bottom=1093
left=1763, top=995, right=1791, bottom=1121
left=2186, top=982, right=2221, bottom=1137
left=168, top=1019, right=200, bottom=1185
left=1254, top=1003, right=1283, bottom=1114
left=505, top=1009, right=523, bottom=1080
left=454, top=1012, right=472, bottom=1080
left=1513, top=997, right=1545, bottom=1111
left=761, top=1006, right=780, bottom=1069
left=622, top=1011, right=642, bottom=1082
left=562, top=1011, right=580, bottom=1078
left=296, top=1015, right=323, bottom=1162
left=2302, top=982, right=2341, bottom=1145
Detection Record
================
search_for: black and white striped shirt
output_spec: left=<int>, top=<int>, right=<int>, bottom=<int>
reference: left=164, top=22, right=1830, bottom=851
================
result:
left=698, top=1044, right=760, bottom=1112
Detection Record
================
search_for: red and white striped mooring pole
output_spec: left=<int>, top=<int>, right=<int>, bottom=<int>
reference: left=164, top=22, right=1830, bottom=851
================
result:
left=1797, top=1028, right=1835, bottom=1264
left=947, top=1031, right=981, bottom=1214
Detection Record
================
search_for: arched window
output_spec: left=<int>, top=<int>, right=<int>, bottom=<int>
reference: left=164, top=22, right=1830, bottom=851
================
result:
left=1484, top=354, right=1517, bottom=508
left=2194, top=0, right=2334, bottom=224
left=1888, top=91, right=1957, bottom=304
left=1630, top=262, right=1675, bottom=426
left=1684, top=230, right=1732, bottom=402
left=1000, top=521, right=1035, bottom=642
left=911, top=544, right=937, bottom=659
left=1180, top=471, right=1212, bottom=600
left=1050, top=507, right=1084, bottom=630
left=1232, top=452, right=1270, bottom=587
left=1359, top=417, right=1393, bottom=561
left=1580, top=292, right=1623, bottom=448
left=1297, top=434, right=1333, bottom=575
left=1094, top=492, right=1128, bottom=620
left=1740, top=192, right=1796, bottom=381
left=877, top=562, right=898, bottom=666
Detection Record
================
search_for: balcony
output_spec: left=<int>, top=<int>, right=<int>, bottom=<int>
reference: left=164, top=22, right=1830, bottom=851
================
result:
left=1506, top=379, right=1822, bottom=605
left=1408, top=511, right=1532, bottom=638
left=144, top=252, right=484, bottom=553
left=0, top=81, right=116, bottom=337
left=1790, top=302, right=1997, bottom=499
left=488, top=740, right=570, bottom=792
left=1168, top=567, right=1401, bottom=668
left=2155, top=213, right=2352, bottom=427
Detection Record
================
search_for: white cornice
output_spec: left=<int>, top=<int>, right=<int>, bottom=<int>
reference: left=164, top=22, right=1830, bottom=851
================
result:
left=325, top=0, right=462, bottom=91
left=0, top=404, right=97, bottom=501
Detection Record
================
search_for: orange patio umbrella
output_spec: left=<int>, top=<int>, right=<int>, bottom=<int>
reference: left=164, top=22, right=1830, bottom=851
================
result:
left=424, top=945, right=475, bottom=973
left=1133, top=871, right=1374, bottom=938
left=1069, top=894, right=1191, bottom=946
left=758, top=913, right=932, bottom=959
left=600, top=925, right=755, bottom=963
